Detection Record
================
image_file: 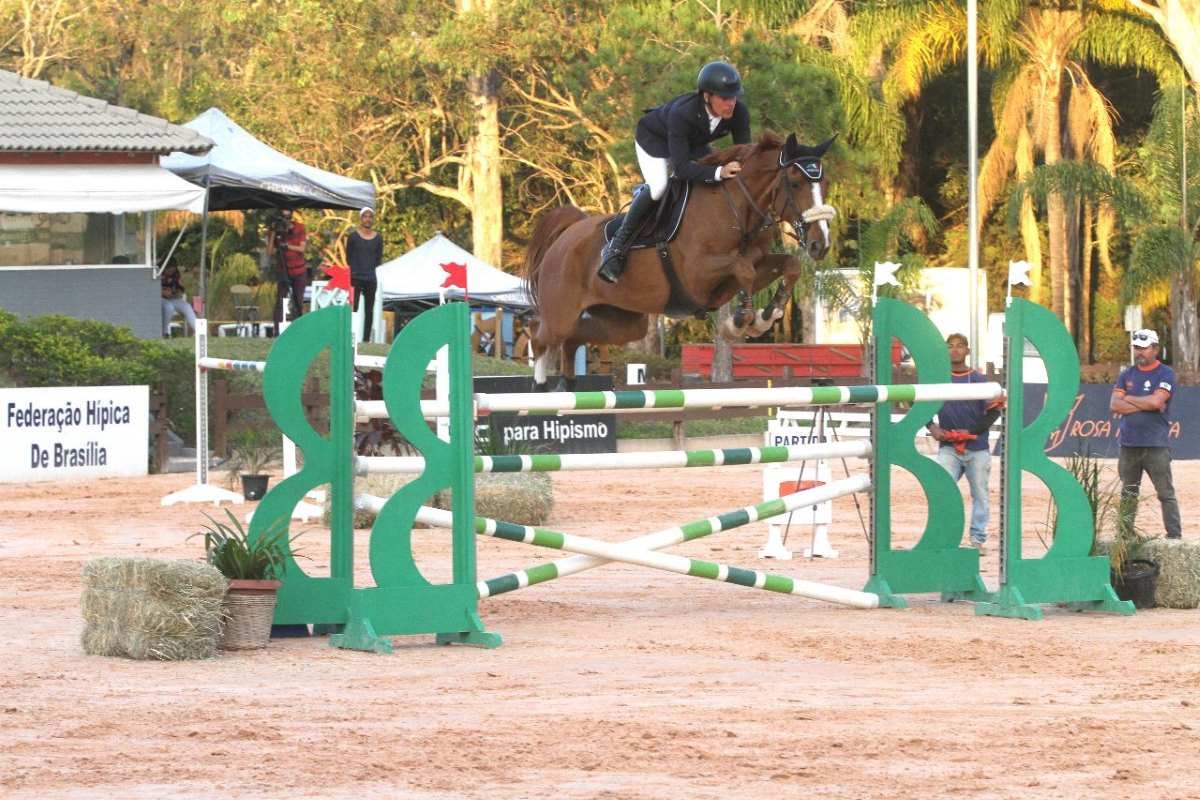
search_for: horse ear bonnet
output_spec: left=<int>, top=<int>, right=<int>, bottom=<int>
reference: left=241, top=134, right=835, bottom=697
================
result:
left=779, top=132, right=834, bottom=180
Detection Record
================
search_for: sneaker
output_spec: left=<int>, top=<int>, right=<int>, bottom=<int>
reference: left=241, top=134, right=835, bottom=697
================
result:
left=1167, top=534, right=1182, bottom=540
left=973, top=541, right=989, bottom=556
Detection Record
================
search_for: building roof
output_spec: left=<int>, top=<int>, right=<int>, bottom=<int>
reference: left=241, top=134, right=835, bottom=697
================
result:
left=0, top=69, right=212, bottom=155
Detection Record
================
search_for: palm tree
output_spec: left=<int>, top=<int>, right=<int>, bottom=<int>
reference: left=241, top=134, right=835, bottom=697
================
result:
left=1123, top=83, right=1200, bottom=369
left=876, top=1, right=1177, bottom=356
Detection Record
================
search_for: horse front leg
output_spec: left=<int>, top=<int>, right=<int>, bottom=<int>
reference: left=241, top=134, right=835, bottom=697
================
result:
left=746, top=254, right=802, bottom=336
left=720, top=252, right=765, bottom=340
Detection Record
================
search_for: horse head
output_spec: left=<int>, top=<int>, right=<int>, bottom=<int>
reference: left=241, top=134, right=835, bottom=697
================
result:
left=778, top=133, right=836, bottom=261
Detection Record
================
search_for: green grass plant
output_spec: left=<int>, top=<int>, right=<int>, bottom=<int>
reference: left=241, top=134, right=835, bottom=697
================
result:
left=193, top=510, right=293, bottom=581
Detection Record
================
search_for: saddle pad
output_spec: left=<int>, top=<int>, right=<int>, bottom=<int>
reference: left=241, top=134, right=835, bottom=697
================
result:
left=602, top=180, right=690, bottom=249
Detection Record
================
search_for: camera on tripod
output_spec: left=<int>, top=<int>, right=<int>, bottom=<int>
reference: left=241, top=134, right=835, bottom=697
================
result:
left=270, top=213, right=292, bottom=236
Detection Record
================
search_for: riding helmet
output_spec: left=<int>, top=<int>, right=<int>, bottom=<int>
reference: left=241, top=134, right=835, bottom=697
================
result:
left=697, top=61, right=743, bottom=98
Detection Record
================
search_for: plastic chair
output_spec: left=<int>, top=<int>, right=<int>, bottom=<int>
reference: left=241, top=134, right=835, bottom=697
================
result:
left=230, top=284, right=258, bottom=336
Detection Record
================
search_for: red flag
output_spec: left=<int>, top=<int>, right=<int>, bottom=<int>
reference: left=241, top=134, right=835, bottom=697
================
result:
left=321, top=262, right=354, bottom=305
left=440, top=261, right=468, bottom=301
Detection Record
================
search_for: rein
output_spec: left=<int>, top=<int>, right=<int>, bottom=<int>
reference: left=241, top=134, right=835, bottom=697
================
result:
left=719, top=170, right=784, bottom=254
left=720, top=159, right=826, bottom=254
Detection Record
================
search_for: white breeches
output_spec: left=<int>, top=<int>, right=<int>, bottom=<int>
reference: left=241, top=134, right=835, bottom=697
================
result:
left=635, top=142, right=671, bottom=201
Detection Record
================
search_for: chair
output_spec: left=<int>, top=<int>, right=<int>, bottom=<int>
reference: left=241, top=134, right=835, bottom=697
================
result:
left=230, top=284, right=258, bottom=336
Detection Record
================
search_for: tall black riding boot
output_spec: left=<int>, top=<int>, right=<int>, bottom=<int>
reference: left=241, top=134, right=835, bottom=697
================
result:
left=599, top=185, right=656, bottom=283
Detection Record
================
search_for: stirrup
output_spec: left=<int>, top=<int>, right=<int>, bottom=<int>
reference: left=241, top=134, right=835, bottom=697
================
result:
left=598, top=252, right=624, bottom=283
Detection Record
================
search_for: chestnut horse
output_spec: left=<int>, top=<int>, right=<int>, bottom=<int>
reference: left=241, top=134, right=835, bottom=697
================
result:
left=524, top=132, right=835, bottom=390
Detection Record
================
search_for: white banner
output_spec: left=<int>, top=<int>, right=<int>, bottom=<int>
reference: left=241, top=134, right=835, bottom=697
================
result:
left=1, top=385, right=148, bottom=482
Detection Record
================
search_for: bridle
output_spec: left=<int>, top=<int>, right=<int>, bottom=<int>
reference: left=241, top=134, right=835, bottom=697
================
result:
left=720, top=151, right=835, bottom=256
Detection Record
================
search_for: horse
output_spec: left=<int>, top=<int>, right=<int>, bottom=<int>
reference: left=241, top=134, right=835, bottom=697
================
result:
left=523, top=131, right=835, bottom=390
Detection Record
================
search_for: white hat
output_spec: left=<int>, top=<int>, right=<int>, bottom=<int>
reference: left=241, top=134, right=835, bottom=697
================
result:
left=359, top=206, right=374, bottom=217
left=1131, top=329, right=1159, bottom=347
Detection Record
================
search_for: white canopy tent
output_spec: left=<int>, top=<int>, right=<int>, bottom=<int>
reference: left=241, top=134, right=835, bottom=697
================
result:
left=376, top=233, right=530, bottom=308
left=161, top=108, right=374, bottom=211
left=0, top=163, right=205, bottom=213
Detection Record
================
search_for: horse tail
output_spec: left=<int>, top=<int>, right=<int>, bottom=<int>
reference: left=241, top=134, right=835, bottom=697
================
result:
left=524, top=205, right=586, bottom=316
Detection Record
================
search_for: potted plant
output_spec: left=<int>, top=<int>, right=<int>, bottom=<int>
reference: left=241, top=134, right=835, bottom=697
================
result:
left=1070, top=449, right=1161, bottom=609
left=194, top=510, right=292, bottom=650
left=226, top=427, right=277, bottom=500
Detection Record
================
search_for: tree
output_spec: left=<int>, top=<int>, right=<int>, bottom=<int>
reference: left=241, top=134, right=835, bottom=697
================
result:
left=1125, top=1, right=1200, bottom=91
left=1123, top=84, right=1200, bottom=369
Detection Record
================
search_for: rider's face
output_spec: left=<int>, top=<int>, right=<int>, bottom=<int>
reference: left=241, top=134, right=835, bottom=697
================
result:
left=704, top=93, right=737, bottom=120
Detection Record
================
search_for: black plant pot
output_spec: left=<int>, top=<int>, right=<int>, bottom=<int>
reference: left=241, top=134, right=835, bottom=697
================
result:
left=1111, top=558, right=1160, bottom=609
left=240, top=473, right=270, bottom=501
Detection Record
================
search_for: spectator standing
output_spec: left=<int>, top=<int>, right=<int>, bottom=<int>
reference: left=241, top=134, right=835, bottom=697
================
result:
left=346, top=207, right=384, bottom=341
left=928, top=333, right=1005, bottom=554
left=160, top=263, right=197, bottom=336
left=1110, top=328, right=1182, bottom=539
left=267, top=208, right=308, bottom=330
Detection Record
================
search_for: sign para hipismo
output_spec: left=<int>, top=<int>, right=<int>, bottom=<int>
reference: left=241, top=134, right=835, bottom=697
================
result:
left=2, top=385, right=148, bottom=482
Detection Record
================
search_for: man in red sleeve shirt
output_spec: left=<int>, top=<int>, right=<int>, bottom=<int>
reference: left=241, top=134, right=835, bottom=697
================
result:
left=268, top=208, right=308, bottom=330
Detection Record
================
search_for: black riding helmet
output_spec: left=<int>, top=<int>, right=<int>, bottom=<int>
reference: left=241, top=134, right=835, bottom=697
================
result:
left=697, top=61, right=743, bottom=98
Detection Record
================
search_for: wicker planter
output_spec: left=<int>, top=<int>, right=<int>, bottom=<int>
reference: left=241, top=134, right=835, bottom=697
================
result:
left=220, top=579, right=281, bottom=650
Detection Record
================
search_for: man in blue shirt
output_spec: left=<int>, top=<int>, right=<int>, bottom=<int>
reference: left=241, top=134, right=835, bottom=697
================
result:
left=1110, top=328, right=1182, bottom=539
left=928, top=333, right=1005, bottom=554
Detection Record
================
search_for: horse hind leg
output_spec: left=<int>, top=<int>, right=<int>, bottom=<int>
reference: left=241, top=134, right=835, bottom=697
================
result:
left=530, top=324, right=557, bottom=392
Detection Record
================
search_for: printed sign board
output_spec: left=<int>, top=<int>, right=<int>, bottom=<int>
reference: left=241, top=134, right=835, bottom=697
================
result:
left=477, top=375, right=617, bottom=454
left=1025, top=382, right=1199, bottom=459
left=1, top=385, right=149, bottom=481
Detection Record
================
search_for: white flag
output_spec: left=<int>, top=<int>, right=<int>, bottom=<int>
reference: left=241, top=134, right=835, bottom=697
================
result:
left=1008, top=260, right=1032, bottom=287
left=873, top=261, right=901, bottom=288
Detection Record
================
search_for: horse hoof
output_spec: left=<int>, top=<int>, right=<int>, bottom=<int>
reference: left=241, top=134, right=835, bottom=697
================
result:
left=533, top=381, right=550, bottom=393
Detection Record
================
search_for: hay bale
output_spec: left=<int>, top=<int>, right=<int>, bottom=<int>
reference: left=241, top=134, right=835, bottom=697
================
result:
left=475, top=472, right=553, bottom=525
left=325, top=473, right=448, bottom=528
left=333, top=471, right=553, bottom=528
left=1138, top=539, right=1200, bottom=609
left=1094, top=538, right=1200, bottom=609
left=81, top=557, right=227, bottom=660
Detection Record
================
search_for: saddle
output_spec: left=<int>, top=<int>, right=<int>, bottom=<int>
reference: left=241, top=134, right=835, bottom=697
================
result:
left=602, top=180, right=690, bottom=249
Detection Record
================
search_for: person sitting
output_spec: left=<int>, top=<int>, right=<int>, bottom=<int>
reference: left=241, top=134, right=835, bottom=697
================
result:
left=160, top=264, right=197, bottom=337
left=598, top=60, right=752, bottom=283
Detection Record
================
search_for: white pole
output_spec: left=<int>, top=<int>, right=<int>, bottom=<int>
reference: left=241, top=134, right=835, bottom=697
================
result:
left=967, top=0, right=981, bottom=369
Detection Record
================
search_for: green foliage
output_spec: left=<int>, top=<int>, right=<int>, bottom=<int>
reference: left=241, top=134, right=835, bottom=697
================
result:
left=225, top=426, right=278, bottom=476
left=208, top=252, right=272, bottom=322
left=193, top=509, right=292, bottom=581
left=1123, top=224, right=1198, bottom=304
left=1064, top=446, right=1147, bottom=577
left=0, top=314, right=172, bottom=386
left=1006, top=161, right=1150, bottom=234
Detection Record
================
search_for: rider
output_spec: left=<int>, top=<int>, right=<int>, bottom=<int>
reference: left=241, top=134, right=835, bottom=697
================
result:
left=598, top=60, right=753, bottom=284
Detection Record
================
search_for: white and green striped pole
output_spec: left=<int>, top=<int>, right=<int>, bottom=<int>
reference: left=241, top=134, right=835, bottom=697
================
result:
left=473, top=383, right=1001, bottom=414
left=358, top=474, right=872, bottom=603
left=355, top=381, right=1003, bottom=420
left=411, top=492, right=878, bottom=608
left=356, top=440, right=871, bottom=475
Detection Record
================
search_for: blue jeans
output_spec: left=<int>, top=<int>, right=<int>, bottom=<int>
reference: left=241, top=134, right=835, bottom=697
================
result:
left=937, top=446, right=990, bottom=545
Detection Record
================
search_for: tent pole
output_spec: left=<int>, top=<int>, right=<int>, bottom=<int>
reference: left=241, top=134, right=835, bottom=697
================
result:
left=198, top=176, right=211, bottom=317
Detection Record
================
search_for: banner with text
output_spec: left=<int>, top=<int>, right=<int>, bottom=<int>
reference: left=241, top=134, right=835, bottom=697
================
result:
left=1, top=385, right=149, bottom=482
left=478, top=375, right=617, bottom=454
left=1024, top=382, right=1199, bottom=459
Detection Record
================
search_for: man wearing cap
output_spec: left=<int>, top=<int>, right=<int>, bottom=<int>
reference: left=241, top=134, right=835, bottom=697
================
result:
left=1110, top=329, right=1182, bottom=539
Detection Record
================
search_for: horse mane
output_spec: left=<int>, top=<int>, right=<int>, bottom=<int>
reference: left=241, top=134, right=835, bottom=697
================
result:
left=701, top=131, right=784, bottom=167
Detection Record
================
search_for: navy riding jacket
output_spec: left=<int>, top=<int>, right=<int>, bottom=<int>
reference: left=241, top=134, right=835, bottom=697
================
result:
left=635, top=92, right=752, bottom=184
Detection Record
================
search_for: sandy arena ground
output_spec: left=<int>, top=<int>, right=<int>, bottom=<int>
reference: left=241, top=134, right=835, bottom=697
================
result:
left=1, top=457, right=1198, bottom=800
